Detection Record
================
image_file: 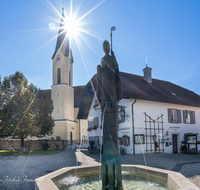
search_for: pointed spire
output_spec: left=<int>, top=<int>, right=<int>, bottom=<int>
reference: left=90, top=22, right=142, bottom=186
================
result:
left=52, top=7, right=69, bottom=59
left=62, top=7, right=64, bottom=17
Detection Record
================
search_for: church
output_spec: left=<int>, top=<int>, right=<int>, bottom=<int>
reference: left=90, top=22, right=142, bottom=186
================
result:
left=47, top=8, right=200, bottom=154
left=46, top=8, right=87, bottom=143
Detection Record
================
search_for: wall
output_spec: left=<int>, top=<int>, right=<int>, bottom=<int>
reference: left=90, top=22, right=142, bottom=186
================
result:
left=87, top=96, right=200, bottom=154
left=0, top=140, right=64, bottom=151
left=87, top=97, right=134, bottom=153
left=80, top=119, right=88, bottom=141
left=133, top=99, right=200, bottom=154
left=87, top=98, right=102, bottom=145
left=118, top=99, right=134, bottom=154
left=49, top=121, right=78, bottom=141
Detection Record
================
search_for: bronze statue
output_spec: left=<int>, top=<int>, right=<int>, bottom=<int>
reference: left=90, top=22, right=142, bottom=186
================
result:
left=97, top=40, right=122, bottom=109
left=97, top=36, right=122, bottom=189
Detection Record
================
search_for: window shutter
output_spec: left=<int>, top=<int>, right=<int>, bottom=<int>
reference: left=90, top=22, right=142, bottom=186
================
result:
left=93, top=118, right=95, bottom=127
left=177, top=109, right=181, bottom=123
left=88, top=120, right=92, bottom=128
left=183, top=110, right=187, bottom=124
left=93, top=117, right=99, bottom=127
left=168, top=109, right=172, bottom=123
left=192, top=111, right=195, bottom=124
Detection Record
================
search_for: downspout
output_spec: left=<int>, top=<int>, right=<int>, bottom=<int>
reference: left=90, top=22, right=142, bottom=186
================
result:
left=132, top=99, right=137, bottom=155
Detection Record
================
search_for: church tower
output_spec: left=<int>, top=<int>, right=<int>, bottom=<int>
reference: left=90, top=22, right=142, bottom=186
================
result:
left=51, top=7, right=76, bottom=141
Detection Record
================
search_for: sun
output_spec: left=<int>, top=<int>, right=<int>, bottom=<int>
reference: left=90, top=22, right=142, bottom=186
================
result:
left=63, top=16, right=80, bottom=38
left=47, top=0, right=105, bottom=41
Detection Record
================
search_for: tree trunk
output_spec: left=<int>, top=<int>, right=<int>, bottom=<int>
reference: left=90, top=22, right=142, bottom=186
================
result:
left=21, top=137, right=25, bottom=148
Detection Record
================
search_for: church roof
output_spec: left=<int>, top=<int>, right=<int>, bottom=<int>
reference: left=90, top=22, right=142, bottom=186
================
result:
left=37, top=89, right=51, bottom=100
left=77, top=72, right=200, bottom=119
left=52, top=8, right=69, bottom=59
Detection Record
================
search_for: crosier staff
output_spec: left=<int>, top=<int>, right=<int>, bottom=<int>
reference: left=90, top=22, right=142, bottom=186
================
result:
left=110, top=26, right=116, bottom=52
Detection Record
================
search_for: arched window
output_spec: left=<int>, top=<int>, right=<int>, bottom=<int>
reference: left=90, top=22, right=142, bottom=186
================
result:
left=57, top=68, right=61, bottom=84
left=69, top=71, right=71, bottom=86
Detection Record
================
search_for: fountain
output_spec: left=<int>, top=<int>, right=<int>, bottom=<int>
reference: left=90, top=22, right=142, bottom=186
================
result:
left=96, top=28, right=123, bottom=190
left=35, top=28, right=200, bottom=190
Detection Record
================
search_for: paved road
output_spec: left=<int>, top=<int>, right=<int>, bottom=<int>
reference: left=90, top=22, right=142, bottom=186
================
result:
left=0, top=146, right=200, bottom=190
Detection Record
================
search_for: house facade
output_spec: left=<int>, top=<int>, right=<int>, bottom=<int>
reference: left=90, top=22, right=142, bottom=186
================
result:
left=87, top=97, right=200, bottom=154
left=77, top=68, right=200, bottom=154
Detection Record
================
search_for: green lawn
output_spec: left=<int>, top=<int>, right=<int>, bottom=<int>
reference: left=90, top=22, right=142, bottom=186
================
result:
left=0, top=149, right=61, bottom=155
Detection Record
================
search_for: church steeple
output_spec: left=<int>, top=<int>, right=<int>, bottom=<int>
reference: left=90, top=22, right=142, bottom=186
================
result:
left=50, top=5, right=76, bottom=142
left=52, top=7, right=69, bottom=59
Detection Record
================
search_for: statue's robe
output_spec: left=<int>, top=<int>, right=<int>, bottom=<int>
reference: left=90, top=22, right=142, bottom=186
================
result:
left=97, top=51, right=122, bottom=109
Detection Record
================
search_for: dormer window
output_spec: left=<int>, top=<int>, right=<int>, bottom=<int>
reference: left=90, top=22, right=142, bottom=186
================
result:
left=57, top=68, right=61, bottom=84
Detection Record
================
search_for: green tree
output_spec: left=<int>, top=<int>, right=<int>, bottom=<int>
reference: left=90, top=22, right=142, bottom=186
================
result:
left=0, top=72, right=54, bottom=148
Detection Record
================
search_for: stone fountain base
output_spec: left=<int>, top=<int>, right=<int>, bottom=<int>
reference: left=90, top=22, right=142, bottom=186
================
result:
left=35, top=164, right=200, bottom=190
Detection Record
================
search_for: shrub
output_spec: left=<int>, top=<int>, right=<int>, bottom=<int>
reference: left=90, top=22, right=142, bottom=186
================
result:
left=41, top=142, right=50, bottom=150
left=56, top=136, right=61, bottom=140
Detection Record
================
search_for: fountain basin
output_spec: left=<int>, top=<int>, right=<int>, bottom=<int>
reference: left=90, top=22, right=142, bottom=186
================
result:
left=35, top=164, right=200, bottom=190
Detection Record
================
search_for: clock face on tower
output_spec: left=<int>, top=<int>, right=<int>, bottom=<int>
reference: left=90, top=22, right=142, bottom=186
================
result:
left=56, top=55, right=61, bottom=62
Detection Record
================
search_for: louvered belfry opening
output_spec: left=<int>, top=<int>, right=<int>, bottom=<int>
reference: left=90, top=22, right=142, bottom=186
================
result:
left=144, top=112, right=165, bottom=153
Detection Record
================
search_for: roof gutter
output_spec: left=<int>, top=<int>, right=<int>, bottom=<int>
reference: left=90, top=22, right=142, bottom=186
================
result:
left=132, top=99, right=137, bottom=155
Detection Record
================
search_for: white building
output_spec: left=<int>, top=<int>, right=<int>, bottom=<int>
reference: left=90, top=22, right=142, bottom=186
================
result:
left=77, top=67, right=200, bottom=154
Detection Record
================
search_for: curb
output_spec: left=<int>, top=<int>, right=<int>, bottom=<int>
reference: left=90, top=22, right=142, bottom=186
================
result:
left=0, top=149, right=63, bottom=157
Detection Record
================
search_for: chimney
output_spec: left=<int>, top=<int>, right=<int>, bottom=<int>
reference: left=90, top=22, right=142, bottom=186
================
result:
left=143, top=65, right=152, bottom=83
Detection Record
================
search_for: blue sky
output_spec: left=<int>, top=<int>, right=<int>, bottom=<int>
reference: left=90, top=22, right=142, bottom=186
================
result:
left=1, top=0, right=200, bottom=95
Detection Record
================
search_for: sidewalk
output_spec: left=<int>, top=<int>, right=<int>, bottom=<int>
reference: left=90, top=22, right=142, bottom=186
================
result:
left=0, top=148, right=200, bottom=189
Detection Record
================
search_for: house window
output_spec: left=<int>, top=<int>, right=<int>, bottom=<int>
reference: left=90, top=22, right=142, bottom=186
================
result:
left=88, top=117, right=99, bottom=131
left=119, top=135, right=130, bottom=146
left=93, top=117, right=99, bottom=129
left=69, top=71, right=72, bottom=86
left=87, top=120, right=92, bottom=131
left=57, top=68, right=61, bottom=84
left=183, top=110, right=195, bottom=124
left=93, top=100, right=99, bottom=108
left=94, top=136, right=99, bottom=146
left=134, top=134, right=145, bottom=144
left=118, top=107, right=125, bottom=124
left=168, top=108, right=181, bottom=123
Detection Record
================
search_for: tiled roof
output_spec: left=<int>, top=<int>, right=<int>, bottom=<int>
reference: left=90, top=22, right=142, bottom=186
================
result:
left=77, top=72, right=200, bottom=119
left=121, top=72, right=200, bottom=106
left=37, top=89, right=51, bottom=100
left=74, top=86, right=85, bottom=108
left=77, top=75, right=97, bottom=119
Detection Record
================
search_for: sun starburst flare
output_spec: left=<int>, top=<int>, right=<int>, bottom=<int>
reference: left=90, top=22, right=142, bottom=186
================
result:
left=46, top=0, right=106, bottom=52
